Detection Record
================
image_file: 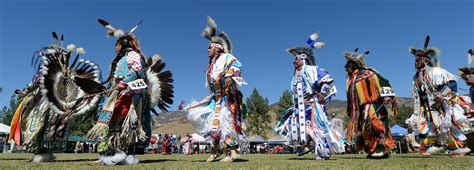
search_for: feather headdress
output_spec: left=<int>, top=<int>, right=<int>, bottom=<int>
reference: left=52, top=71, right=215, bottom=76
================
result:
left=343, top=48, right=370, bottom=69
left=287, top=33, right=326, bottom=66
left=202, top=16, right=233, bottom=53
left=98, top=19, right=142, bottom=38
left=409, top=36, right=441, bottom=67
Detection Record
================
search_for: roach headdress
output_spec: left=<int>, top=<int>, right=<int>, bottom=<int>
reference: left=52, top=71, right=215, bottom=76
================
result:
left=343, top=48, right=370, bottom=70
left=409, top=36, right=441, bottom=67
left=202, top=16, right=233, bottom=54
left=287, top=33, right=326, bottom=66
left=98, top=18, right=143, bottom=50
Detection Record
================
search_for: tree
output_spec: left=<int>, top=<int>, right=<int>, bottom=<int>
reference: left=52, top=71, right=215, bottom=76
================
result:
left=69, top=115, right=96, bottom=136
left=1, top=92, right=19, bottom=125
left=274, top=90, right=292, bottom=121
left=245, top=88, right=271, bottom=139
left=69, top=95, right=105, bottom=136
left=390, top=104, right=414, bottom=128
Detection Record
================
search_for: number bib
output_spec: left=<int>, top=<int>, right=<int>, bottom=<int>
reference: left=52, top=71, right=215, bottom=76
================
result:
left=380, top=86, right=395, bottom=97
left=127, top=79, right=148, bottom=90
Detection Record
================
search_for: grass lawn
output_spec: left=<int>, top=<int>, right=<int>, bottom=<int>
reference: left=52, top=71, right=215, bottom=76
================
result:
left=0, top=153, right=472, bottom=169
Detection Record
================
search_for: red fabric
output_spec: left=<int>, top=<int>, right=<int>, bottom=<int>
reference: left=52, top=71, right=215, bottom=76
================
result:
left=111, top=94, right=132, bottom=123
left=150, top=137, right=157, bottom=143
left=162, top=137, right=170, bottom=154
left=13, top=123, right=20, bottom=146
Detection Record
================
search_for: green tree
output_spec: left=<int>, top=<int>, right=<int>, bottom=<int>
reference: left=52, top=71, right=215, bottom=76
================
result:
left=1, top=92, right=19, bottom=124
left=390, top=104, right=414, bottom=128
left=69, top=115, right=96, bottom=136
left=245, top=88, right=271, bottom=139
left=69, top=95, right=105, bottom=136
left=274, top=90, right=292, bottom=121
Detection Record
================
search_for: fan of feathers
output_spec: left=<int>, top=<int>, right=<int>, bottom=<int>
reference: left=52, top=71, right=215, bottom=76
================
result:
left=35, top=32, right=104, bottom=137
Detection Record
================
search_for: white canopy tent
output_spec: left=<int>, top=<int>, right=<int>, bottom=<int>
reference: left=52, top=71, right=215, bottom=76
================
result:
left=0, top=123, right=10, bottom=135
left=0, top=123, right=11, bottom=153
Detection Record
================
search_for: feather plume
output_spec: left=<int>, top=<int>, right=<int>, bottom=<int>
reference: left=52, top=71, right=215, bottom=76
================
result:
left=129, top=20, right=143, bottom=34
left=114, top=29, right=125, bottom=38
left=343, top=52, right=352, bottom=59
left=76, top=47, right=86, bottom=55
left=468, top=49, right=473, bottom=65
left=424, top=36, right=430, bottom=49
left=207, top=16, right=217, bottom=31
left=313, top=42, right=325, bottom=49
left=309, top=33, right=318, bottom=41
left=306, top=33, right=318, bottom=45
left=60, top=34, right=64, bottom=47
left=66, top=44, right=76, bottom=52
left=146, top=55, right=174, bottom=112
left=98, top=19, right=109, bottom=27
left=52, top=32, right=59, bottom=46
left=408, top=47, right=417, bottom=56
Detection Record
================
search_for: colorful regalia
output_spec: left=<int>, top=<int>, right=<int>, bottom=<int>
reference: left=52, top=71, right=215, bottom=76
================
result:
left=344, top=48, right=398, bottom=158
left=9, top=32, right=102, bottom=162
left=406, top=36, right=471, bottom=156
left=87, top=19, right=174, bottom=165
left=185, top=16, right=247, bottom=163
left=458, top=49, right=474, bottom=119
left=274, top=33, right=344, bottom=160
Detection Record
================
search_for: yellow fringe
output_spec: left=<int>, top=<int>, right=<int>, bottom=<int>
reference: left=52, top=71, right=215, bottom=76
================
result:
left=355, top=74, right=381, bottom=105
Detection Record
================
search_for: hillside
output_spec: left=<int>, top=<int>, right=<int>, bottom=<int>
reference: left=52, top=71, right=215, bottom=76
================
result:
left=152, top=97, right=414, bottom=136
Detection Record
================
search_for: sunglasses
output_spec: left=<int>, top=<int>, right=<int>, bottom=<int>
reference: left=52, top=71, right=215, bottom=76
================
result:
left=294, top=54, right=307, bottom=60
left=209, top=43, right=224, bottom=50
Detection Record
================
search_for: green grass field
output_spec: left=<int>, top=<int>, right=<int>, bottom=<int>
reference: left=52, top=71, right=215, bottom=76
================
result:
left=0, top=153, right=472, bottom=169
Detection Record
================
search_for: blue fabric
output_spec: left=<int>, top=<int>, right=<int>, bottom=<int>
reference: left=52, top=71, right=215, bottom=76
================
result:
left=435, top=80, right=458, bottom=93
left=97, top=111, right=112, bottom=124
left=470, top=86, right=474, bottom=100
left=113, top=51, right=146, bottom=83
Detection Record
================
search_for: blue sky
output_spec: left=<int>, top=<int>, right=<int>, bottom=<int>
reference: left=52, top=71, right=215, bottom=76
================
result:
left=0, top=0, right=473, bottom=110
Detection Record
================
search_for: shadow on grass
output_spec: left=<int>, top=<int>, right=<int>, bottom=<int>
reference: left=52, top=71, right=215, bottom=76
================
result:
left=288, top=157, right=315, bottom=161
left=395, top=156, right=441, bottom=159
left=140, top=159, right=177, bottom=164
left=0, top=158, right=30, bottom=161
left=233, top=159, right=248, bottom=162
left=336, top=157, right=366, bottom=160
left=288, top=157, right=338, bottom=161
left=190, top=159, right=249, bottom=163
left=57, top=159, right=98, bottom=162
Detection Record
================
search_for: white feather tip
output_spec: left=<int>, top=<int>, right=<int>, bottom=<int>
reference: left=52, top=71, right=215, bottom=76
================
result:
left=313, top=42, right=326, bottom=49
left=76, top=47, right=86, bottom=55
left=309, top=33, right=319, bottom=41
left=66, top=44, right=76, bottom=52
left=114, top=29, right=125, bottom=38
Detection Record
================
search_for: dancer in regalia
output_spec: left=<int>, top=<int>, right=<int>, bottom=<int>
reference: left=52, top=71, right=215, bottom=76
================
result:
left=9, top=32, right=102, bottom=162
left=406, top=36, right=471, bottom=157
left=344, top=48, right=398, bottom=158
left=88, top=19, right=174, bottom=165
left=274, top=33, right=344, bottom=160
left=183, top=16, right=247, bottom=163
left=457, top=49, right=474, bottom=119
